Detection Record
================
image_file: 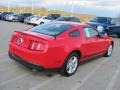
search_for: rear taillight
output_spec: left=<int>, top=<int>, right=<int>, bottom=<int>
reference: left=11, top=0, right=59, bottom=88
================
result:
left=36, top=18, right=39, bottom=21
left=29, top=41, right=45, bottom=51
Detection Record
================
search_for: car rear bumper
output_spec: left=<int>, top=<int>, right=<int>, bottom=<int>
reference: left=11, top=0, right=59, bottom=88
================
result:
left=9, top=43, right=63, bottom=69
left=9, top=52, right=44, bottom=70
left=24, top=20, right=38, bottom=25
left=29, top=20, right=39, bottom=25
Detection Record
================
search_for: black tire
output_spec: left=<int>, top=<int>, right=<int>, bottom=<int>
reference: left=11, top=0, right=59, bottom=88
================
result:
left=40, top=22, right=44, bottom=25
left=12, top=19, right=15, bottom=22
left=104, top=44, right=113, bottom=57
left=117, top=34, right=120, bottom=38
left=60, top=52, right=79, bottom=76
left=33, top=24, right=37, bottom=26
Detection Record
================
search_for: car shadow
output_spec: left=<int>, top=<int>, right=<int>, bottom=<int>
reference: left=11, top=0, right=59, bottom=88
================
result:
left=10, top=54, right=107, bottom=78
left=78, top=55, right=105, bottom=66
left=12, top=60, right=60, bottom=77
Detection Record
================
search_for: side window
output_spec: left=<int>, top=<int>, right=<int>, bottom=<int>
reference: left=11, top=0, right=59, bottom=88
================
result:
left=83, top=27, right=99, bottom=38
left=70, top=18, right=80, bottom=22
left=44, top=17, right=54, bottom=20
left=70, top=30, right=80, bottom=37
left=73, top=18, right=80, bottom=22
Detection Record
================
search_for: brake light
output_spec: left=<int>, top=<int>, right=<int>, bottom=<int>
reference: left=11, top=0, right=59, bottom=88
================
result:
left=29, top=41, right=45, bottom=51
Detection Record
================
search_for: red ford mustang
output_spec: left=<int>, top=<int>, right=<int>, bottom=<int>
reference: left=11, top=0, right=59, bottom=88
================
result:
left=9, top=22, right=114, bottom=76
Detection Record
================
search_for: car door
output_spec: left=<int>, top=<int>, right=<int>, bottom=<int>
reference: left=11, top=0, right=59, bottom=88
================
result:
left=81, top=27, right=107, bottom=59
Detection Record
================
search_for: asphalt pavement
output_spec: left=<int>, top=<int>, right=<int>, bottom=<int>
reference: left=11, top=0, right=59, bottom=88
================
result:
left=0, top=21, right=120, bottom=90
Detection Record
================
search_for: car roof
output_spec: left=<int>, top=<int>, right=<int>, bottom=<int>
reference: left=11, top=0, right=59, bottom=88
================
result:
left=96, top=17, right=112, bottom=19
left=51, top=21, right=88, bottom=27
left=59, top=16, right=76, bottom=18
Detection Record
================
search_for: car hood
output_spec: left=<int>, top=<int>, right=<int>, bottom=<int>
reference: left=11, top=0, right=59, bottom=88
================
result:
left=30, top=17, right=39, bottom=21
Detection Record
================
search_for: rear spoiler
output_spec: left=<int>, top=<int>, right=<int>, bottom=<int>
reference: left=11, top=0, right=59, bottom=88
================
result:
left=14, top=31, right=55, bottom=40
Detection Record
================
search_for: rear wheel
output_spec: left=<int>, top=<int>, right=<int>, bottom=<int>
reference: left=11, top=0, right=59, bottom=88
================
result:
left=60, top=53, right=79, bottom=76
left=104, top=44, right=113, bottom=57
left=40, top=22, right=44, bottom=25
left=12, top=19, right=15, bottom=22
left=117, top=34, right=120, bottom=38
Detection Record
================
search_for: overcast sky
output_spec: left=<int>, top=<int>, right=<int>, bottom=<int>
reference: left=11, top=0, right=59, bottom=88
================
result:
left=0, top=0, right=120, bottom=17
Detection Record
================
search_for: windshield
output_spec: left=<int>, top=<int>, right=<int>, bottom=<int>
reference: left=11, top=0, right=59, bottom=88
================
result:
left=30, top=23, right=72, bottom=36
left=48, top=14, right=60, bottom=19
left=57, top=17, right=70, bottom=21
left=43, top=17, right=53, bottom=20
left=90, top=17, right=111, bottom=24
left=20, top=13, right=32, bottom=17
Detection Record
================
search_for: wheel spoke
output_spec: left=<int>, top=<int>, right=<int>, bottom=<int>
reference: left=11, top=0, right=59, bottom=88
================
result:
left=66, top=56, right=78, bottom=74
left=108, top=45, right=113, bottom=56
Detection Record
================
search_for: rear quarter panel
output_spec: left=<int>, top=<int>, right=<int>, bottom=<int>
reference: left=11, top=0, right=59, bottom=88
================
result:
left=46, top=27, right=82, bottom=67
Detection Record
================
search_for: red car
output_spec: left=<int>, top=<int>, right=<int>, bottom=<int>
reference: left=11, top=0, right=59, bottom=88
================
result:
left=9, top=22, right=114, bottom=76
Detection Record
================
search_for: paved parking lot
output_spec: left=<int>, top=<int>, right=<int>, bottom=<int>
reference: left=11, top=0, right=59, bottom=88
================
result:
left=0, top=20, right=120, bottom=90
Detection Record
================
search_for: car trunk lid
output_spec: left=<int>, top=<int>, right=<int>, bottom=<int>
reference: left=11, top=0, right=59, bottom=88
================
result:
left=11, top=30, right=54, bottom=49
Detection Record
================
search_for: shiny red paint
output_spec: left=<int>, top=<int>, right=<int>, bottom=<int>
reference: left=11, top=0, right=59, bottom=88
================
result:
left=9, top=22, right=113, bottom=69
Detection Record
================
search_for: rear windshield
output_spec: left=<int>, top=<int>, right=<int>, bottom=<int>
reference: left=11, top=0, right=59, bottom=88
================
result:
left=20, top=13, right=32, bottom=16
left=30, top=23, right=72, bottom=36
left=90, top=17, right=111, bottom=24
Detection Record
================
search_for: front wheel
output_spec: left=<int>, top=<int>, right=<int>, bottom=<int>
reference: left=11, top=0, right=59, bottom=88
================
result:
left=40, top=22, right=44, bottom=25
left=104, top=44, right=113, bottom=57
left=12, top=19, right=15, bottom=22
left=61, top=53, right=79, bottom=76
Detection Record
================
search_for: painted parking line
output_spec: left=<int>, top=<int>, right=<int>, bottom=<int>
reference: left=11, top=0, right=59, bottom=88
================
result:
left=30, top=74, right=61, bottom=90
left=70, top=58, right=109, bottom=90
left=0, top=52, right=7, bottom=55
left=0, top=65, right=18, bottom=72
left=30, top=58, right=109, bottom=90
left=105, top=65, right=120, bottom=90
left=0, top=59, right=11, bottom=63
left=0, top=52, right=7, bottom=57
left=0, top=52, right=9, bottom=62
left=0, top=73, right=29, bottom=87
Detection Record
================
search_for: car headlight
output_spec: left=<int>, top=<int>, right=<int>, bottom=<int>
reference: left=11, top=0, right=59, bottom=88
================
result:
left=97, top=26, right=104, bottom=32
left=10, top=16, right=13, bottom=19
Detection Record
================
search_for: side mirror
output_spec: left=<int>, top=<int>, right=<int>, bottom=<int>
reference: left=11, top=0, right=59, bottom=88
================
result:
left=99, top=32, right=107, bottom=38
